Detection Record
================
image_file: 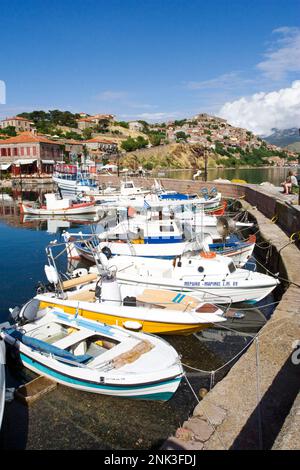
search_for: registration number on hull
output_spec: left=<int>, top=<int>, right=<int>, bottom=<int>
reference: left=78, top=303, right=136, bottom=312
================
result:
left=184, top=281, right=239, bottom=287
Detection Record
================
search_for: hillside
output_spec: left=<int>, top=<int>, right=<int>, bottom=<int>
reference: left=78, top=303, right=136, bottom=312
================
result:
left=286, top=142, right=300, bottom=152
left=264, top=128, right=300, bottom=148
left=120, top=143, right=218, bottom=170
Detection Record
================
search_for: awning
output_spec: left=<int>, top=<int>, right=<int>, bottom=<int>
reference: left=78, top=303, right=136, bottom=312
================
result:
left=0, top=163, right=11, bottom=170
left=15, top=159, right=37, bottom=165
left=41, top=159, right=55, bottom=164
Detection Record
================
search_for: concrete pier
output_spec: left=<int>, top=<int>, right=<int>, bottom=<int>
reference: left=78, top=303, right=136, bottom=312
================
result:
left=162, top=194, right=300, bottom=450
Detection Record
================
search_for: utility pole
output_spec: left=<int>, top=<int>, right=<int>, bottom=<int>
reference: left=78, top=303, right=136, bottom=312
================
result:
left=204, top=148, right=208, bottom=182
left=117, top=151, right=120, bottom=177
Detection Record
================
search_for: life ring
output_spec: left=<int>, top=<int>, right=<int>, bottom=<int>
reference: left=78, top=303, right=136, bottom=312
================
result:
left=200, top=251, right=216, bottom=258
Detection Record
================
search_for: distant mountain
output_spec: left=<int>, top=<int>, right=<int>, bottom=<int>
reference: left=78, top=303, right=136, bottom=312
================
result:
left=286, top=142, right=300, bottom=152
left=264, top=128, right=300, bottom=148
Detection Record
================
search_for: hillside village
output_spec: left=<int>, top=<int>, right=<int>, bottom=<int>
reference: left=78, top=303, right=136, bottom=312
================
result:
left=0, top=110, right=298, bottom=175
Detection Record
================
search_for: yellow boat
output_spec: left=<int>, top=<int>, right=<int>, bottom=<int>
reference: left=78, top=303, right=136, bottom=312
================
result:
left=36, top=274, right=225, bottom=335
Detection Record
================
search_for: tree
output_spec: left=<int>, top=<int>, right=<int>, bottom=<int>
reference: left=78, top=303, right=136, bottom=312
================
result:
left=82, top=128, right=93, bottom=140
left=0, top=126, right=17, bottom=137
left=175, top=131, right=188, bottom=141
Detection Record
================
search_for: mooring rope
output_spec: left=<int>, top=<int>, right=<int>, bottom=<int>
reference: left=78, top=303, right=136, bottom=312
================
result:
left=183, top=373, right=227, bottom=450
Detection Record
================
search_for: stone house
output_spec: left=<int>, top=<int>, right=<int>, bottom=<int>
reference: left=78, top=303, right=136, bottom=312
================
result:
left=0, top=116, right=35, bottom=132
left=0, top=131, right=63, bottom=174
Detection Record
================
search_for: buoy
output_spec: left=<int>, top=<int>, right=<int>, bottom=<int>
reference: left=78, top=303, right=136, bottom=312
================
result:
left=199, top=387, right=208, bottom=399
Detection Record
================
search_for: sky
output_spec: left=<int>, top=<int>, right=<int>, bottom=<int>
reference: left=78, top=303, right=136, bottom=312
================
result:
left=0, top=0, right=299, bottom=135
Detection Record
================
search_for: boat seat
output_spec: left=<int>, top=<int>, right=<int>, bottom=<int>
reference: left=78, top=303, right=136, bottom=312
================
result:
left=62, top=273, right=98, bottom=290
left=136, top=289, right=199, bottom=311
left=68, top=290, right=96, bottom=302
left=6, top=328, right=92, bottom=364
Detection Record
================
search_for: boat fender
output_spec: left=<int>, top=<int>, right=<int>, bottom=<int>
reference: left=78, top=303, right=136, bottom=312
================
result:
left=101, top=246, right=112, bottom=259
left=122, top=321, right=142, bottom=331
left=44, top=265, right=59, bottom=285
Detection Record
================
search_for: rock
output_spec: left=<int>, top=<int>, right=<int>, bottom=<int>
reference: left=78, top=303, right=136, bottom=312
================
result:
left=193, top=401, right=227, bottom=426
left=175, top=427, right=193, bottom=441
left=183, top=418, right=214, bottom=442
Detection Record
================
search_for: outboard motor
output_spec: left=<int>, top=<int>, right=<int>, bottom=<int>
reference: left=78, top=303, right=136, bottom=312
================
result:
left=15, top=299, right=40, bottom=325
left=99, top=271, right=122, bottom=306
left=216, top=217, right=237, bottom=238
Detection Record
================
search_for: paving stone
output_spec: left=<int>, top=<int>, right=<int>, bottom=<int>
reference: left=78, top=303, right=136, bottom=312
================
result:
left=193, top=401, right=227, bottom=426
left=183, top=440, right=204, bottom=450
left=183, top=418, right=214, bottom=442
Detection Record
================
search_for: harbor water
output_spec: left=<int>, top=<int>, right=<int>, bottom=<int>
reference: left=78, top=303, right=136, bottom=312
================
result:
left=152, top=166, right=299, bottom=186
left=0, top=191, right=281, bottom=449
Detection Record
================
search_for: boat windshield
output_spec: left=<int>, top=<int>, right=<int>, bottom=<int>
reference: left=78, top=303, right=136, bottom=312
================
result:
left=228, top=261, right=236, bottom=273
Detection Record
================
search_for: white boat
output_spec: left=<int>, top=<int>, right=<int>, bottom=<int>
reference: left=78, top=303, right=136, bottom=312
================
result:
left=91, top=180, right=150, bottom=202
left=0, top=303, right=183, bottom=401
left=99, top=190, right=223, bottom=212
left=35, top=260, right=226, bottom=335
left=63, top=209, right=254, bottom=266
left=20, top=193, right=98, bottom=215
left=96, top=253, right=280, bottom=304
left=0, top=338, right=5, bottom=430
left=63, top=217, right=201, bottom=260
left=53, top=164, right=99, bottom=193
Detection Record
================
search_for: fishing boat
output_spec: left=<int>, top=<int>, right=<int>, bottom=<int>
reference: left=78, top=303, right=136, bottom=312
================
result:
left=63, top=217, right=201, bottom=260
left=207, top=234, right=256, bottom=267
left=53, top=163, right=99, bottom=193
left=0, top=338, right=5, bottom=430
left=0, top=303, right=183, bottom=401
left=35, top=258, right=226, bottom=335
left=99, top=188, right=223, bottom=213
left=20, top=193, right=98, bottom=216
left=92, top=180, right=150, bottom=202
left=63, top=209, right=255, bottom=266
left=94, top=252, right=280, bottom=304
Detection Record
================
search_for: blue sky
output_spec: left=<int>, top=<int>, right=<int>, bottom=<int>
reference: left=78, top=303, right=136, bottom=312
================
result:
left=0, top=0, right=299, bottom=133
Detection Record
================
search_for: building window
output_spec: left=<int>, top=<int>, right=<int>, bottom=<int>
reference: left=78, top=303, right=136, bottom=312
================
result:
left=26, top=147, right=30, bottom=156
left=32, top=146, right=37, bottom=156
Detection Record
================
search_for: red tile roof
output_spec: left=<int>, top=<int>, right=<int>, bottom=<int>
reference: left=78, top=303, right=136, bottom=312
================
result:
left=0, top=131, right=63, bottom=145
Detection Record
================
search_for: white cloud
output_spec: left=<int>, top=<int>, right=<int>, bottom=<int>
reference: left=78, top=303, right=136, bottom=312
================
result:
left=257, top=27, right=300, bottom=80
left=219, top=80, right=300, bottom=135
